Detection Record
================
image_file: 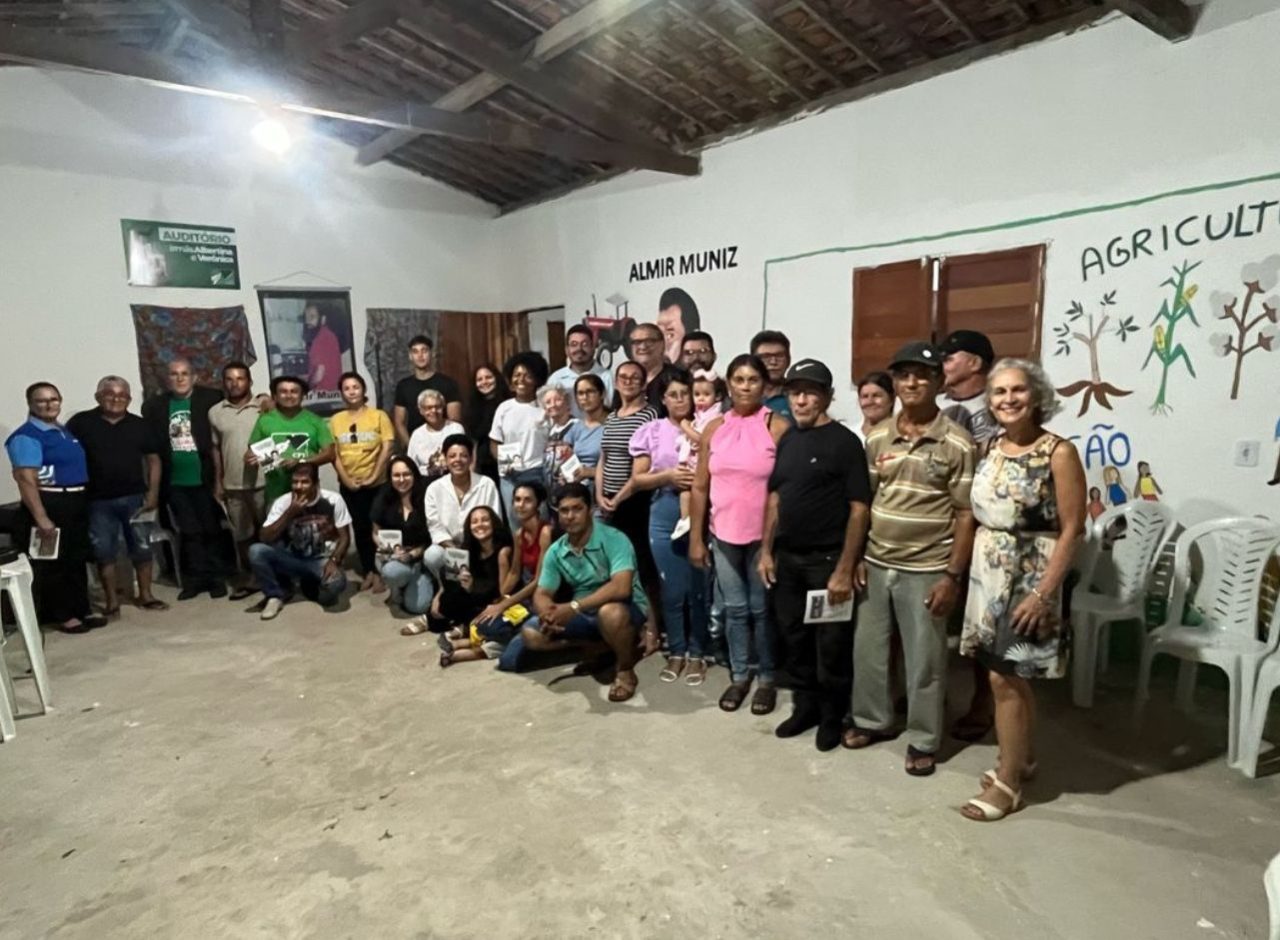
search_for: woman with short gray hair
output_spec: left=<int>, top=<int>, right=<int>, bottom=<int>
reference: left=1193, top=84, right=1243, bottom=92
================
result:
left=956, top=357, right=1085, bottom=822
left=406, top=388, right=464, bottom=479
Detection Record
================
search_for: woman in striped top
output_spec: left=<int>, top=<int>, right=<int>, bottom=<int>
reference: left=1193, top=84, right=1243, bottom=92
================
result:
left=597, top=359, right=661, bottom=651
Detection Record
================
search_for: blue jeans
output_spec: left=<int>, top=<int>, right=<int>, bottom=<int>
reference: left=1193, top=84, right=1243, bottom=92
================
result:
left=249, top=542, right=348, bottom=606
left=649, top=488, right=708, bottom=657
left=714, top=537, right=773, bottom=683
left=88, top=492, right=152, bottom=565
left=500, top=467, right=544, bottom=528
left=377, top=557, right=434, bottom=614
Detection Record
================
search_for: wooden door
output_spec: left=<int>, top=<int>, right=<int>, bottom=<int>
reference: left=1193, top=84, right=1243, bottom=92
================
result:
left=436, top=312, right=530, bottom=388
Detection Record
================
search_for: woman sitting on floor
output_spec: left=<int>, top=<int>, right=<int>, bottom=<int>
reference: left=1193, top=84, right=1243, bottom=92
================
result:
left=432, top=505, right=511, bottom=662
left=441, top=481, right=552, bottom=667
left=372, top=456, right=433, bottom=619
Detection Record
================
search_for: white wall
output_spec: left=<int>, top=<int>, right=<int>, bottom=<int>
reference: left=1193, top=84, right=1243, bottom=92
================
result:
left=491, top=3, right=1280, bottom=522
left=0, top=67, right=500, bottom=500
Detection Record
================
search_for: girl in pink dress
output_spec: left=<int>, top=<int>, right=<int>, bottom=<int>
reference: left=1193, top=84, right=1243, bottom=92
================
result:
left=672, top=370, right=725, bottom=540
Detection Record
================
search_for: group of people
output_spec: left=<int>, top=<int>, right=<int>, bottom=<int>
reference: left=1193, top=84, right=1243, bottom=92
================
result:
left=7, top=319, right=1086, bottom=822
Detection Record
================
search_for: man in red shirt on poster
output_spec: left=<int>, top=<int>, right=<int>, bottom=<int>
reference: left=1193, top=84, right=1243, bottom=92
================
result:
left=304, top=303, right=342, bottom=393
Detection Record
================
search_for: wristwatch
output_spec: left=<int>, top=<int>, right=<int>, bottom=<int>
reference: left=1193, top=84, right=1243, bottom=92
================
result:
left=570, top=600, right=582, bottom=612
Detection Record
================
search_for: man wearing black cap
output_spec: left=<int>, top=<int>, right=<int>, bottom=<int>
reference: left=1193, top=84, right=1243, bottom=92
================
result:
left=759, top=359, right=871, bottom=750
left=939, top=329, right=999, bottom=445
left=847, top=341, right=975, bottom=776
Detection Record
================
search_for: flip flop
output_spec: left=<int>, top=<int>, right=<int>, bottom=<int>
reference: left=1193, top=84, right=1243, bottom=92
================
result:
left=840, top=726, right=895, bottom=750
left=905, top=745, right=937, bottom=777
left=718, top=680, right=751, bottom=712
left=608, top=670, right=638, bottom=702
left=137, top=599, right=169, bottom=611
left=750, top=684, right=778, bottom=716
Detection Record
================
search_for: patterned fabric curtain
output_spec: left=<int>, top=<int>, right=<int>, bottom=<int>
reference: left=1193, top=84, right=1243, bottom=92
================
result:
left=363, top=308, right=440, bottom=411
left=131, top=305, right=257, bottom=399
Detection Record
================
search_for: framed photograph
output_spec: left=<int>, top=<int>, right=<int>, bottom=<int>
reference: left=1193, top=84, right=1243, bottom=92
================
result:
left=258, top=288, right=355, bottom=414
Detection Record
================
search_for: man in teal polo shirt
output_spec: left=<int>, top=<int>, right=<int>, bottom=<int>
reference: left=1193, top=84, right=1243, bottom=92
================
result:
left=521, top=482, right=648, bottom=703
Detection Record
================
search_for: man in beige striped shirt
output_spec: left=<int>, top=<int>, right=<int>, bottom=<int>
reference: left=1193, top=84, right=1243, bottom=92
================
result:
left=845, top=341, right=976, bottom=777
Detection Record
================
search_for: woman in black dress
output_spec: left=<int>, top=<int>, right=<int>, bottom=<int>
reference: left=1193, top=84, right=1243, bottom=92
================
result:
left=463, top=363, right=509, bottom=486
left=429, top=504, right=512, bottom=635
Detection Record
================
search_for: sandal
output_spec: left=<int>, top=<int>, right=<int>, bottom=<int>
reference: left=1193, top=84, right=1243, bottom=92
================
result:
left=750, top=683, right=778, bottom=716
left=961, top=776, right=1023, bottom=822
left=445, top=627, right=466, bottom=641
left=980, top=761, right=1038, bottom=789
left=659, top=656, right=686, bottom=683
left=608, top=669, right=638, bottom=702
left=718, top=680, right=752, bottom=712
left=684, top=658, right=708, bottom=686
left=400, top=616, right=430, bottom=636
left=905, top=745, right=937, bottom=777
left=841, top=726, right=894, bottom=750
left=137, top=599, right=169, bottom=611
left=439, top=650, right=454, bottom=668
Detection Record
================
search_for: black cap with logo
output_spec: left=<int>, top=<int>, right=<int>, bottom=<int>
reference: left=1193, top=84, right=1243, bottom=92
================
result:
left=783, top=358, right=834, bottom=391
left=888, top=341, right=944, bottom=371
left=939, top=329, right=995, bottom=367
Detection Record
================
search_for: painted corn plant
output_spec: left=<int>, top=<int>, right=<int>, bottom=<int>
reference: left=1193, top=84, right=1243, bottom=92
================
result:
left=1142, top=260, right=1201, bottom=415
left=1052, top=290, right=1139, bottom=415
left=1207, top=255, right=1279, bottom=400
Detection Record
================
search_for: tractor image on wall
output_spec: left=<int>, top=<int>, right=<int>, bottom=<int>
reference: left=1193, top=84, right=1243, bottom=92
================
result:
left=582, top=292, right=636, bottom=370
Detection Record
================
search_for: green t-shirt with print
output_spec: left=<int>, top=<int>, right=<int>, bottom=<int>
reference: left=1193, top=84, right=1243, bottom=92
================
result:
left=249, top=408, right=334, bottom=502
left=168, top=397, right=203, bottom=487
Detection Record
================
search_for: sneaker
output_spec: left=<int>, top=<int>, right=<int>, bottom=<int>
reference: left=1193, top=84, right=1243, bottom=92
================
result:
left=670, top=516, right=692, bottom=540
left=260, top=597, right=284, bottom=621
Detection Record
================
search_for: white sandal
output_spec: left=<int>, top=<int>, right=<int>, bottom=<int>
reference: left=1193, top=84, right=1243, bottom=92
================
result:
left=400, top=615, right=430, bottom=636
left=963, top=776, right=1022, bottom=822
left=980, top=761, right=1038, bottom=789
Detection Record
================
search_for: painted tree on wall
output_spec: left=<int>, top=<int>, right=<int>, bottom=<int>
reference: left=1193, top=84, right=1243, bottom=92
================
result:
left=1142, top=260, right=1201, bottom=415
left=1052, top=291, right=1139, bottom=415
left=1208, top=256, right=1279, bottom=400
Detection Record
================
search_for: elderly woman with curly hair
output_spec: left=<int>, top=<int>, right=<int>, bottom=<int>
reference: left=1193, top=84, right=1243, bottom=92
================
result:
left=957, top=358, right=1085, bottom=822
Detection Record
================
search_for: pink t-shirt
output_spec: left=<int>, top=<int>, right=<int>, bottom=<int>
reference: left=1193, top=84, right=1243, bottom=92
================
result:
left=707, top=407, right=776, bottom=545
left=676, top=405, right=719, bottom=468
left=628, top=418, right=684, bottom=472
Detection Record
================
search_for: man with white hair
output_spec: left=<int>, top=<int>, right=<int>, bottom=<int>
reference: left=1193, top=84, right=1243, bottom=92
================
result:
left=69, top=375, right=167, bottom=615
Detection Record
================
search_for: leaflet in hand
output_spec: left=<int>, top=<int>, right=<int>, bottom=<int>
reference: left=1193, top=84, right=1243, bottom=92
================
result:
left=496, top=443, right=521, bottom=475
left=443, top=547, right=470, bottom=581
left=28, top=527, right=61, bottom=560
left=558, top=454, right=582, bottom=483
left=803, top=590, right=853, bottom=624
left=376, top=529, right=402, bottom=552
left=251, top=437, right=288, bottom=473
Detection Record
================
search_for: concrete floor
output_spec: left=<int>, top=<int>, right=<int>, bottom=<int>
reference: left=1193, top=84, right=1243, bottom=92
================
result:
left=2, top=584, right=1278, bottom=940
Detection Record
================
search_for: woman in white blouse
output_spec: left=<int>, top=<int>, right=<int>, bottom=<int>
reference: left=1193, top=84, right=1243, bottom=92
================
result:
left=489, top=351, right=550, bottom=525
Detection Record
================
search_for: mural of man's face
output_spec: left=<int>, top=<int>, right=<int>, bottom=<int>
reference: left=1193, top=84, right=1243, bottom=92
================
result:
left=656, top=305, right=685, bottom=364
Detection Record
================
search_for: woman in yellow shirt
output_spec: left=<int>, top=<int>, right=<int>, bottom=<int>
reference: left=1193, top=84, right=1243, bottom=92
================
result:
left=330, top=372, right=395, bottom=592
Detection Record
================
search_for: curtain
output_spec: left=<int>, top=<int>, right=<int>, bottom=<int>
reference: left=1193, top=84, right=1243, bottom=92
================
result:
left=363, top=308, right=440, bottom=411
left=130, top=304, right=257, bottom=399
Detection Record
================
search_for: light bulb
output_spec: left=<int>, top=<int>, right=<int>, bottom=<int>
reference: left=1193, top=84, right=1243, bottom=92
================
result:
left=252, top=117, right=293, bottom=155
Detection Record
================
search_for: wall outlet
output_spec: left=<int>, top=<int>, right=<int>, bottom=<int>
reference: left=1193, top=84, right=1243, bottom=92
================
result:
left=1235, top=440, right=1260, bottom=467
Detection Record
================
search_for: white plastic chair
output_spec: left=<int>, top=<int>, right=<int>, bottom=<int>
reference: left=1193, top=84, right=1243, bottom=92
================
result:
left=0, top=553, right=54, bottom=740
left=0, top=633, right=17, bottom=742
left=1234, top=560, right=1280, bottom=778
left=1071, top=501, right=1175, bottom=707
left=1267, top=851, right=1280, bottom=940
left=1134, top=518, right=1280, bottom=767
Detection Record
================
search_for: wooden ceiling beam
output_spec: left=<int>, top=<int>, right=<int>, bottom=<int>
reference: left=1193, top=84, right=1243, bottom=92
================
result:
left=864, top=0, right=932, bottom=60
left=668, top=0, right=810, bottom=102
left=395, top=2, right=654, bottom=146
left=0, top=22, right=699, bottom=175
left=784, top=0, right=885, bottom=74
left=928, top=0, right=980, bottom=43
left=287, top=0, right=402, bottom=62
left=1108, top=0, right=1197, bottom=41
left=357, top=0, right=663, bottom=165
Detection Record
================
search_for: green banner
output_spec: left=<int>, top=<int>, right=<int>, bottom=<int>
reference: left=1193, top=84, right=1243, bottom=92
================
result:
left=121, top=219, right=240, bottom=289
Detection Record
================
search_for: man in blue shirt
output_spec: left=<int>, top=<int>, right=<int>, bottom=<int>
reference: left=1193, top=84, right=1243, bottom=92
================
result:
left=547, top=324, right=613, bottom=418
left=5, top=382, right=105, bottom=632
left=520, top=482, right=648, bottom=702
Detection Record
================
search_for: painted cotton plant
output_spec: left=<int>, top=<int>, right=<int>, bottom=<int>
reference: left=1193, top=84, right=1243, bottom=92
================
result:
left=1142, top=260, right=1201, bottom=415
left=1053, top=291, right=1139, bottom=416
left=1207, top=255, right=1279, bottom=400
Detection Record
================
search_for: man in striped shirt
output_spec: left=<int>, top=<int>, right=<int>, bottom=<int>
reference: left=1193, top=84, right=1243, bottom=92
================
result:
left=846, top=341, right=976, bottom=777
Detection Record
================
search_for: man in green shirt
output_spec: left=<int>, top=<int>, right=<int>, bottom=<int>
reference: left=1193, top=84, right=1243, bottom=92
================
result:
left=521, top=482, right=649, bottom=703
left=247, top=376, right=335, bottom=503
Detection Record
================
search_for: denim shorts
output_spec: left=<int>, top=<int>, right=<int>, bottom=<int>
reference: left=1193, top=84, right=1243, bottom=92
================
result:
left=88, top=493, right=153, bottom=564
left=557, top=602, right=647, bottom=641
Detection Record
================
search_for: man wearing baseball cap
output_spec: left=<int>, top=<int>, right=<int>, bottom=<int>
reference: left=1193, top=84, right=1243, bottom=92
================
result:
left=846, top=341, right=976, bottom=776
left=939, top=329, right=999, bottom=445
left=759, top=359, right=871, bottom=750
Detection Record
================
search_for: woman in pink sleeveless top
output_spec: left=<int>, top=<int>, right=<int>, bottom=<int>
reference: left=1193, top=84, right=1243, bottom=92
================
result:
left=690, top=354, right=790, bottom=715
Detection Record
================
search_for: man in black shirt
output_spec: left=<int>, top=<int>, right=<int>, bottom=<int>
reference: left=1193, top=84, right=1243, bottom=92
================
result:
left=760, top=359, right=871, bottom=750
left=393, top=334, right=461, bottom=447
left=67, top=375, right=167, bottom=616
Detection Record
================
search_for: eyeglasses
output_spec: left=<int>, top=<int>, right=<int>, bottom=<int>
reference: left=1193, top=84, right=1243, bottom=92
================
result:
left=757, top=352, right=788, bottom=362
left=630, top=337, right=661, bottom=348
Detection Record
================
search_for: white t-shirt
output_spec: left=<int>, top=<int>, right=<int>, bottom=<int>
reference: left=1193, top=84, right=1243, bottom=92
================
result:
left=406, top=420, right=465, bottom=477
left=423, top=473, right=503, bottom=545
left=264, top=489, right=352, bottom=559
left=547, top=365, right=613, bottom=418
left=489, top=399, right=547, bottom=474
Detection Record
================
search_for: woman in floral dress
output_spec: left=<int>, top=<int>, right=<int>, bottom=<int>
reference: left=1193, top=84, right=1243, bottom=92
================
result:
left=959, top=358, right=1086, bottom=822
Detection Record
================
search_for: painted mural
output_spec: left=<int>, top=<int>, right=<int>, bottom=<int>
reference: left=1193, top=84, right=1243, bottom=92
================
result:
left=1052, top=291, right=1139, bottom=415
left=1207, top=256, right=1278, bottom=399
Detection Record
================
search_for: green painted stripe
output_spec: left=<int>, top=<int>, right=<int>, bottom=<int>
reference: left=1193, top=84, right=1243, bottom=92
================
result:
left=761, top=167, right=1280, bottom=326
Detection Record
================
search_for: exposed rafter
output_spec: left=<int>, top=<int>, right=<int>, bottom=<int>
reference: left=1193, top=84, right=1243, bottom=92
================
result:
left=357, top=0, right=664, bottom=166
left=0, top=21, right=699, bottom=176
left=721, top=0, right=841, bottom=89
left=287, top=0, right=402, bottom=62
left=783, top=0, right=885, bottom=75
left=928, top=0, right=981, bottom=44
left=1108, top=0, right=1197, bottom=41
